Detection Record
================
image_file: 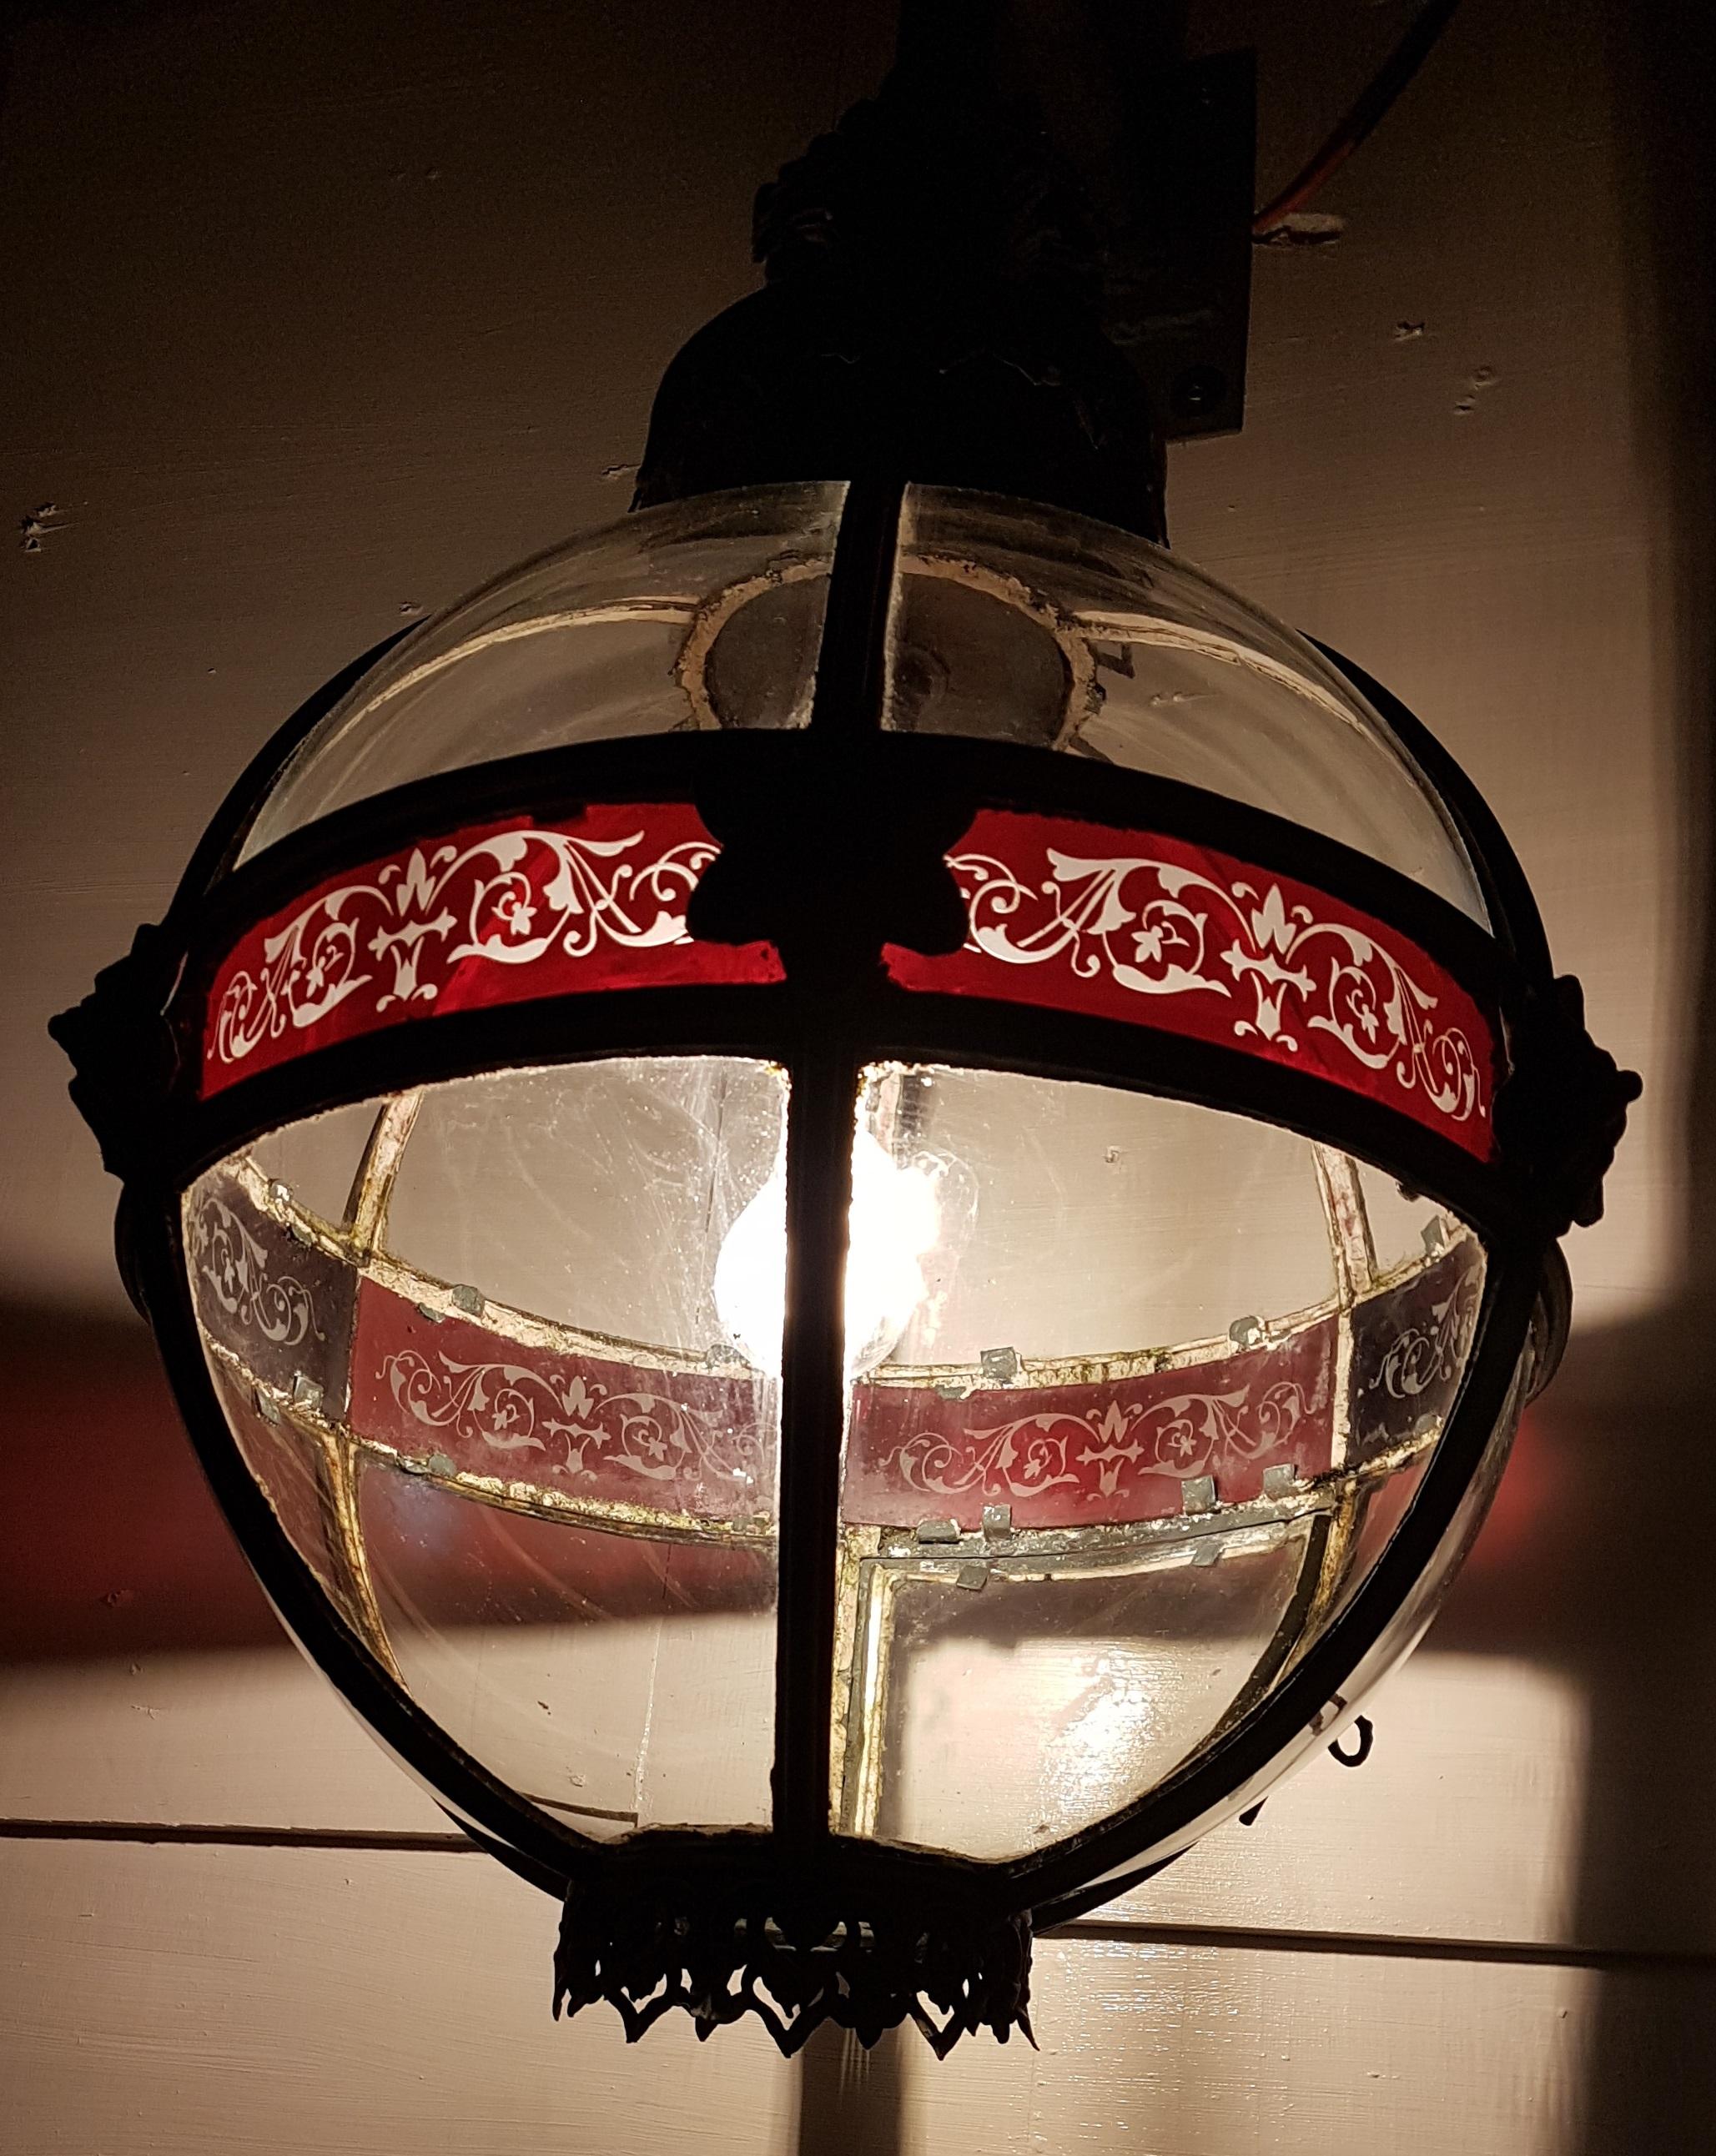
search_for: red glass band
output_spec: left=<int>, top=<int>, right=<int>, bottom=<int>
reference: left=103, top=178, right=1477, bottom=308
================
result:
left=189, top=1168, right=1482, bottom=1542
left=325, top=1248, right=1477, bottom=1535
left=197, top=799, right=1501, bottom=1168
left=350, top=1286, right=773, bottom=1529
left=885, top=808, right=1500, bottom=1162
left=845, top=1234, right=1482, bottom=1528
left=845, top=1326, right=1338, bottom=1530
left=198, top=803, right=784, bottom=1097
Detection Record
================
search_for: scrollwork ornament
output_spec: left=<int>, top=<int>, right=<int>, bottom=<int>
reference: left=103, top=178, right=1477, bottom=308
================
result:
left=213, top=827, right=718, bottom=1071
left=190, top=1195, right=324, bottom=1350
left=1495, top=973, right=1642, bottom=1234
left=952, top=849, right=1487, bottom=1128
left=1371, top=1272, right=1482, bottom=1405
left=554, top=1857, right=1034, bottom=2057
left=380, top=1349, right=758, bottom=1502
left=888, top=1380, right=1310, bottom=1505
left=48, top=920, right=182, bottom=1183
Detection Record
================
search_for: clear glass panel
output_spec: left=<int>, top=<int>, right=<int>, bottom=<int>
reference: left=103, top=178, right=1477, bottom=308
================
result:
left=1068, top=1334, right=1532, bottom=1905
left=183, top=1054, right=788, bottom=1838
left=207, top=1359, right=346, bottom=1607
left=885, top=487, right=1487, bottom=921
left=240, top=485, right=844, bottom=859
left=858, top=1064, right=1336, bottom=1368
left=359, top=1465, right=776, bottom=1835
left=830, top=1063, right=1492, bottom=1860
left=1356, top=1159, right=1452, bottom=1276
left=1321, top=1449, right=1430, bottom=1634
left=183, top=1049, right=1510, bottom=1868
left=385, top=1060, right=786, bottom=1356
left=862, top=1522, right=1312, bottom=1860
left=248, top=1098, right=380, bottom=1226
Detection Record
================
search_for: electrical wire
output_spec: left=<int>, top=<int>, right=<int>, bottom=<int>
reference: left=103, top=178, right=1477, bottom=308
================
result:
left=1252, top=0, right=1462, bottom=239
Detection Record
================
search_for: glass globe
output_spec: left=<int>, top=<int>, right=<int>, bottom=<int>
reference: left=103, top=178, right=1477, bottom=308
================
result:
left=174, top=481, right=1532, bottom=1893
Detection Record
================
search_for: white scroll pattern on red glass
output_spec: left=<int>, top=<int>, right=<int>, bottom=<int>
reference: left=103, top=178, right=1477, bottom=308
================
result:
left=884, top=809, right=1498, bottom=1160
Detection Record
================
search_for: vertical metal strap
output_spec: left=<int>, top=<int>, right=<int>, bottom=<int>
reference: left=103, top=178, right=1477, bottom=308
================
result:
left=771, top=473, right=907, bottom=1844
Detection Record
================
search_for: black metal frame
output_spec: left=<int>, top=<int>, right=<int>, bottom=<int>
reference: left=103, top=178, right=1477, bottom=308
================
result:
left=56, top=475, right=1633, bottom=2049
left=153, top=744, right=1518, bottom=1200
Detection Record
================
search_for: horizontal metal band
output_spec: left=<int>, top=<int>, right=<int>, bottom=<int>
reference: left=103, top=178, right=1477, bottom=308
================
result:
left=194, top=729, right=1508, bottom=988
left=184, top=773, right=1505, bottom=1187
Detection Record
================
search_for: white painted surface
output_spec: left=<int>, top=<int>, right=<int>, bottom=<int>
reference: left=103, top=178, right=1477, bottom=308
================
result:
left=3, top=1841, right=1711, bottom=2156
left=3, top=0, right=1712, bottom=2148
left=0, top=1646, right=1598, bottom=1943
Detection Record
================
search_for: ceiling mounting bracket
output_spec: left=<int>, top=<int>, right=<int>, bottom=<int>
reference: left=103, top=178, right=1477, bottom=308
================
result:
left=1104, top=48, right=1256, bottom=443
left=635, top=3, right=1256, bottom=540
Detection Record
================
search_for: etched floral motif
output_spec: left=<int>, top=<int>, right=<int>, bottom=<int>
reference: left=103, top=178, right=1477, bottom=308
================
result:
left=214, top=827, right=717, bottom=1068
left=950, top=847, right=1485, bottom=1125
left=189, top=1195, right=324, bottom=1349
left=1371, top=1269, right=1482, bottom=1403
left=380, top=1349, right=762, bottom=1501
left=885, top=1380, right=1309, bottom=1503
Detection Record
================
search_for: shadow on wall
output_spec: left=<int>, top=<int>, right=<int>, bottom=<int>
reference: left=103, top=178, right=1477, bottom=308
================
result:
left=793, top=2026, right=905, bottom=2156
left=1428, top=2, right=1716, bottom=2146
left=3, top=7, right=1712, bottom=2151
left=1565, top=1, right=1716, bottom=2148
left=0, top=1299, right=279, bottom=1661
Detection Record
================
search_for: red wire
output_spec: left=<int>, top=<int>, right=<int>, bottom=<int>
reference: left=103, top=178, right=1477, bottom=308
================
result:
left=1252, top=0, right=1462, bottom=238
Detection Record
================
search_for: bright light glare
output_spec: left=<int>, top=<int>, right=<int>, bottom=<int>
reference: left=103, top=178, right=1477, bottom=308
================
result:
left=714, top=1130, right=943, bottom=1376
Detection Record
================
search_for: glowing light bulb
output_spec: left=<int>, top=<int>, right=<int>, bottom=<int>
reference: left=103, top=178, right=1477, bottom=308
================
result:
left=714, top=1131, right=943, bottom=1377
left=713, top=1174, right=787, bottom=1372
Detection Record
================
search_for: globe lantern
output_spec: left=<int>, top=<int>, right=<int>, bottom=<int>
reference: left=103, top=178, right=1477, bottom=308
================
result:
left=53, top=18, right=1638, bottom=2058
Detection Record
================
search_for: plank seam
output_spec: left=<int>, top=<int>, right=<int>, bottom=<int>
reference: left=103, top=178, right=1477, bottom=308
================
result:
left=0, top=1818, right=480, bottom=1852
left=1051, top=1917, right=1716, bottom=1974
left=4, top=1819, right=1711, bottom=1974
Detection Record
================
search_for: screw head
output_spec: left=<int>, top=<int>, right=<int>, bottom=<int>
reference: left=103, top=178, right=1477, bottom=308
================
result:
left=1172, top=364, right=1227, bottom=419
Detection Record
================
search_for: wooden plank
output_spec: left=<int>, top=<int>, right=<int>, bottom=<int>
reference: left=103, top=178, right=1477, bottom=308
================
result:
left=1114, top=1649, right=1589, bottom=1945
left=0, top=0, right=850, bottom=1315
left=0, top=1648, right=450, bottom=1837
left=0, top=1840, right=797, bottom=2155
left=1168, top=0, right=1688, bottom=1339
left=0, top=1646, right=1588, bottom=1943
left=3, top=1840, right=1710, bottom=2156
left=988, top=1932, right=1715, bottom=2156
left=8, top=1621, right=1698, bottom=1971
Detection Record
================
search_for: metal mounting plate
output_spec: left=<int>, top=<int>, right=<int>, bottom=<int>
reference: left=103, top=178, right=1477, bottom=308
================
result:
left=1107, top=50, right=1256, bottom=441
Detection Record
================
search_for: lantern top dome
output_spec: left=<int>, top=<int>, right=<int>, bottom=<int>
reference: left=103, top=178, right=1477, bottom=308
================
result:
left=237, top=482, right=1487, bottom=927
